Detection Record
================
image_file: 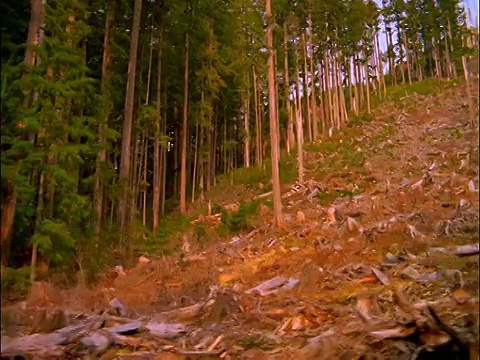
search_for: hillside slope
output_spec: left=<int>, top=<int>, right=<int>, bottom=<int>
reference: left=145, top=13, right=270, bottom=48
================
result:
left=2, top=79, right=479, bottom=359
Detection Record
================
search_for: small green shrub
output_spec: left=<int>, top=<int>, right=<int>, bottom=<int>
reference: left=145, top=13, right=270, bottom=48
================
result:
left=219, top=200, right=259, bottom=234
left=1, top=267, right=31, bottom=300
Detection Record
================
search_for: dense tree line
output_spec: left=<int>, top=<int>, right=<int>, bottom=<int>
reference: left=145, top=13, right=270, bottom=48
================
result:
left=1, top=0, right=477, bottom=279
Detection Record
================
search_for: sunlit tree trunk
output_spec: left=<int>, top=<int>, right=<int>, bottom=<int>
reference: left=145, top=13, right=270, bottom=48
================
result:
left=302, top=34, right=312, bottom=142
left=283, top=24, right=294, bottom=154
left=118, top=0, right=142, bottom=229
left=295, top=49, right=305, bottom=184
left=253, top=66, right=262, bottom=166
left=266, top=0, right=284, bottom=227
left=243, top=89, right=251, bottom=168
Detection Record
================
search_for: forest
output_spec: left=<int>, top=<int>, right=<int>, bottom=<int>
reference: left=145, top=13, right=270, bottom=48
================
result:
left=1, top=0, right=478, bottom=287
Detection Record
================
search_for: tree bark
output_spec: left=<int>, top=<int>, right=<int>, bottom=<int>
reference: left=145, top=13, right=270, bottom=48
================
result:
left=266, top=0, right=283, bottom=227
left=153, top=31, right=163, bottom=230
left=117, top=0, right=142, bottom=230
left=243, top=90, right=250, bottom=168
left=295, top=52, right=305, bottom=184
left=302, top=34, right=312, bottom=142
left=308, top=25, right=318, bottom=140
left=283, top=24, right=294, bottom=153
left=253, top=66, right=262, bottom=166
left=179, top=32, right=189, bottom=214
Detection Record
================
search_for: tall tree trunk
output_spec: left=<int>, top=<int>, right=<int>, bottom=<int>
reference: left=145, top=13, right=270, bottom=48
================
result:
left=283, top=24, right=294, bottom=153
left=324, top=53, right=333, bottom=133
left=331, top=56, right=339, bottom=130
left=302, top=34, right=312, bottom=142
left=348, top=58, right=356, bottom=114
left=274, top=50, right=281, bottom=160
left=141, top=136, right=148, bottom=226
left=462, top=56, right=476, bottom=128
left=93, top=0, right=115, bottom=238
left=386, top=27, right=396, bottom=86
left=243, top=90, right=250, bottom=168
left=253, top=66, right=262, bottom=166
left=199, top=120, right=205, bottom=202
left=117, top=0, right=142, bottom=230
left=142, top=25, right=154, bottom=227
left=266, top=0, right=283, bottom=227
left=308, top=30, right=318, bottom=140
left=375, top=33, right=387, bottom=96
left=179, top=32, right=189, bottom=214
left=295, top=53, right=305, bottom=184
left=432, top=39, right=442, bottom=78
left=173, top=111, right=179, bottom=195
left=153, top=31, right=163, bottom=231
left=211, top=105, right=218, bottom=187
left=317, top=61, right=327, bottom=134
left=402, top=32, right=412, bottom=85
left=191, top=118, right=199, bottom=203
left=364, top=50, right=371, bottom=114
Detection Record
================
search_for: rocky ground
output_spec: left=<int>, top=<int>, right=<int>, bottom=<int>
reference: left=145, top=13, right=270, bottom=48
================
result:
left=1, top=79, right=479, bottom=359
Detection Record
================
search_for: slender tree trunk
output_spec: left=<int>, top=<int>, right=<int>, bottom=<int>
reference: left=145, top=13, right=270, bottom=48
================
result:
left=153, top=31, right=163, bottom=231
left=402, top=32, right=412, bottom=85
left=141, top=136, right=148, bottom=225
left=129, top=132, right=141, bottom=224
left=179, top=32, right=189, bottom=214
left=117, top=0, right=142, bottom=230
left=446, top=19, right=457, bottom=78
left=243, top=90, right=250, bottom=168
left=432, top=38, right=442, bottom=78
left=308, top=30, right=318, bottom=140
left=199, top=121, right=205, bottom=202
left=253, top=66, right=262, bottom=166
left=295, top=53, right=305, bottom=184
left=160, top=84, right=168, bottom=215
left=364, top=50, right=371, bottom=114
left=223, top=111, right=227, bottom=174
left=387, top=28, right=396, bottom=86
left=211, top=106, right=218, bottom=187
left=93, top=0, right=115, bottom=238
left=348, top=58, right=356, bottom=114
left=355, top=54, right=364, bottom=109
left=274, top=51, right=281, bottom=160
left=462, top=56, right=476, bottom=128
left=191, top=119, right=199, bottom=203
left=375, top=33, right=387, bottom=96
left=337, top=58, right=348, bottom=125
left=283, top=24, right=294, bottom=153
left=317, top=61, right=327, bottom=134
left=324, top=53, right=333, bottom=133
left=266, top=0, right=283, bottom=227
left=302, top=34, right=312, bottom=142
left=141, top=26, right=154, bottom=227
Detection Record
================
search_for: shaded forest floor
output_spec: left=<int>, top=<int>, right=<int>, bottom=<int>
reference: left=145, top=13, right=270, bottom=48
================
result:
left=2, top=79, right=479, bottom=359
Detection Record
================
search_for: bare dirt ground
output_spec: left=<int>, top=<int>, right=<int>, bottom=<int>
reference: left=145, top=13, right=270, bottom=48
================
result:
left=1, top=81, right=479, bottom=359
